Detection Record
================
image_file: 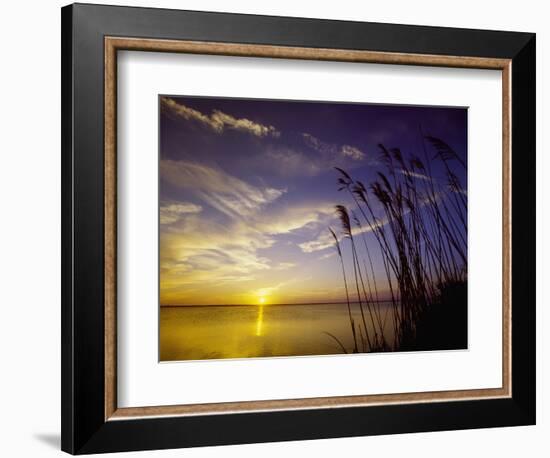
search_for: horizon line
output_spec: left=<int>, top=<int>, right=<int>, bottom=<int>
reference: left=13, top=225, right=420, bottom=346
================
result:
left=160, top=299, right=397, bottom=307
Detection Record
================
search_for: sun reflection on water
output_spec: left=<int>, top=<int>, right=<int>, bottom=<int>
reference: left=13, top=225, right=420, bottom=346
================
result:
left=255, top=304, right=264, bottom=336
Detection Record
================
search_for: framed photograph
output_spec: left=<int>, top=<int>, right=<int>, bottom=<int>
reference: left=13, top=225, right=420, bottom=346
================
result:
left=61, top=3, right=536, bottom=454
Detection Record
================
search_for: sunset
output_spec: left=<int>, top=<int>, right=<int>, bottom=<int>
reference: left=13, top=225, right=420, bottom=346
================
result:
left=159, top=95, right=467, bottom=360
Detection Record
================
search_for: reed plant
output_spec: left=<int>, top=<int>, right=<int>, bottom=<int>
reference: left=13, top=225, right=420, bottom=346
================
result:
left=329, top=135, right=467, bottom=352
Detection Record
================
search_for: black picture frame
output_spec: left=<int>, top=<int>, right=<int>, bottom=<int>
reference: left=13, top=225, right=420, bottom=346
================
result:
left=61, top=3, right=535, bottom=454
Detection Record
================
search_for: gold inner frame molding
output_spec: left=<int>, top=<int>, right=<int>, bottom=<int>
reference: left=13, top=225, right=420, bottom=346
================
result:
left=104, top=36, right=512, bottom=421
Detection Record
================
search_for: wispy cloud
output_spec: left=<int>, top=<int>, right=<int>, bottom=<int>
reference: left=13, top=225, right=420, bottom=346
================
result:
left=262, top=145, right=323, bottom=177
left=275, top=262, right=297, bottom=270
left=303, top=133, right=366, bottom=162
left=160, top=159, right=285, bottom=219
left=302, top=133, right=336, bottom=155
left=244, top=134, right=370, bottom=180
left=254, top=204, right=334, bottom=235
left=318, top=251, right=336, bottom=261
left=160, top=202, right=202, bottom=225
left=160, top=215, right=274, bottom=296
left=398, top=169, right=432, bottom=181
left=299, top=214, right=391, bottom=253
left=161, top=97, right=280, bottom=137
left=160, top=198, right=336, bottom=304
left=298, top=231, right=334, bottom=253
left=158, top=159, right=334, bottom=303
left=341, top=145, right=365, bottom=160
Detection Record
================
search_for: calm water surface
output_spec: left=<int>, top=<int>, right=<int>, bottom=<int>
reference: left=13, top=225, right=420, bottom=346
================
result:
left=160, top=302, right=396, bottom=361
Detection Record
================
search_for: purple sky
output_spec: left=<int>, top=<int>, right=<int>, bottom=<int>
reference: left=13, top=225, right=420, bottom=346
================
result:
left=159, top=95, right=467, bottom=306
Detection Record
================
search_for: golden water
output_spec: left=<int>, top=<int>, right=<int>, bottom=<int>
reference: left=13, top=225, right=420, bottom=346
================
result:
left=160, top=302, right=396, bottom=361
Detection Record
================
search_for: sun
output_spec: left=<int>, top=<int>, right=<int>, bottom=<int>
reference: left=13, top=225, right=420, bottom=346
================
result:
left=258, top=296, right=266, bottom=305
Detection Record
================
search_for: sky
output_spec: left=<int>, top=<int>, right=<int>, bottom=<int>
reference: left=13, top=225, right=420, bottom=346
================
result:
left=159, top=95, right=467, bottom=306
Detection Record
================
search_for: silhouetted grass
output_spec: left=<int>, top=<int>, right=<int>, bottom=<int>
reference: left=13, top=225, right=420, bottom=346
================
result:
left=329, top=135, right=467, bottom=353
